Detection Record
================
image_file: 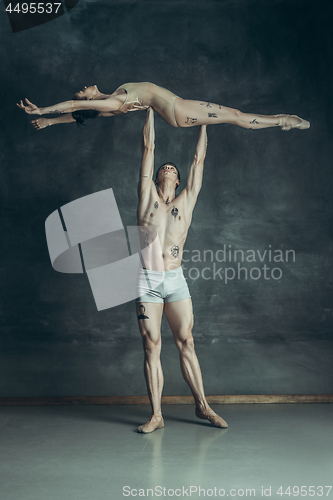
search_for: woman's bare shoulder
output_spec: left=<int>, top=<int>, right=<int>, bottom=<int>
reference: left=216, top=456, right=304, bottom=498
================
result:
left=108, top=88, right=127, bottom=99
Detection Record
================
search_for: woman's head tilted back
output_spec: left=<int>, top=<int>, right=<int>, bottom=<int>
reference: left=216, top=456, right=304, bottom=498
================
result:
left=73, top=85, right=99, bottom=100
left=72, top=85, right=100, bottom=125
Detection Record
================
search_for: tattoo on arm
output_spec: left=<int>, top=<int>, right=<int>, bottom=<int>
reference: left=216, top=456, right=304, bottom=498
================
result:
left=200, top=102, right=213, bottom=108
left=140, top=174, right=149, bottom=178
left=138, top=304, right=149, bottom=320
left=208, top=113, right=218, bottom=118
left=171, top=245, right=179, bottom=258
left=45, top=109, right=60, bottom=114
left=185, top=117, right=198, bottom=125
left=250, top=118, right=259, bottom=125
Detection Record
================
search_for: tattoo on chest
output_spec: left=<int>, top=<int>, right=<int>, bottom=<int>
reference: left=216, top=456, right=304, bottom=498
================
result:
left=208, top=113, right=218, bottom=118
left=138, top=304, right=149, bottom=320
left=154, top=201, right=158, bottom=209
left=171, top=206, right=178, bottom=219
left=171, top=245, right=179, bottom=258
left=185, top=117, right=197, bottom=125
left=200, top=102, right=213, bottom=108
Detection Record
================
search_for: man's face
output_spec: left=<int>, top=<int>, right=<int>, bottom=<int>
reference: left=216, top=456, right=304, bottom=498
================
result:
left=156, top=164, right=180, bottom=188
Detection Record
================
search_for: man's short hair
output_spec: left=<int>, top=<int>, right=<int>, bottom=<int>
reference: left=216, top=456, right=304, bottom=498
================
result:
left=155, top=162, right=181, bottom=189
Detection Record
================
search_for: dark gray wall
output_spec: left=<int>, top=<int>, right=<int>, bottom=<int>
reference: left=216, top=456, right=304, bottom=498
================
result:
left=1, top=0, right=332, bottom=397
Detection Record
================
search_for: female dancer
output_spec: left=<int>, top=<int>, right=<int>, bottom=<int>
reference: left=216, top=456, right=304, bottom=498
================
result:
left=17, top=81, right=310, bottom=131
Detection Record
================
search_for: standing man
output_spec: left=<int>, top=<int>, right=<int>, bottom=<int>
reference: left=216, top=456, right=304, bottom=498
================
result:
left=136, top=108, right=227, bottom=433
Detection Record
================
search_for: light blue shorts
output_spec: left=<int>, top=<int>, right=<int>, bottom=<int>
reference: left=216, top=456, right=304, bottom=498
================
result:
left=136, top=266, right=191, bottom=304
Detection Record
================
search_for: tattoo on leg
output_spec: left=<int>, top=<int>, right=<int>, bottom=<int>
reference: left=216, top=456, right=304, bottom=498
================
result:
left=171, top=245, right=179, bottom=258
left=208, top=113, right=218, bottom=118
left=144, top=231, right=150, bottom=248
left=154, top=201, right=159, bottom=209
left=250, top=118, right=259, bottom=125
left=138, top=304, right=149, bottom=320
left=200, top=102, right=212, bottom=108
left=185, top=117, right=197, bottom=125
left=171, top=206, right=178, bottom=219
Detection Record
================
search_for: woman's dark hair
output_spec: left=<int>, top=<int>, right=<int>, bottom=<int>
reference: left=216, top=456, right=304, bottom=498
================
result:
left=71, top=95, right=99, bottom=126
left=72, top=109, right=99, bottom=126
left=155, top=162, right=181, bottom=189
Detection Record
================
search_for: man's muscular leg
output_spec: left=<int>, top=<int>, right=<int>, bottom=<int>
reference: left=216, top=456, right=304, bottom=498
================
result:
left=164, top=298, right=228, bottom=428
left=136, top=302, right=165, bottom=433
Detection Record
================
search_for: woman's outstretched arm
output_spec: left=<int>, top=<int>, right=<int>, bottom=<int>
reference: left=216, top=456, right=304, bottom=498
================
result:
left=17, top=95, right=123, bottom=115
left=31, top=114, right=76, bottom=130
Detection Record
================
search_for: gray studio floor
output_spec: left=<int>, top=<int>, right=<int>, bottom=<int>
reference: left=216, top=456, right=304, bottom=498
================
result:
left=0, top=404, right=332, bottom=500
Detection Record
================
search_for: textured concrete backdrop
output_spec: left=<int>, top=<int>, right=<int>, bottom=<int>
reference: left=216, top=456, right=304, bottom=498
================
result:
left=0, top=0, right=332, bottom=397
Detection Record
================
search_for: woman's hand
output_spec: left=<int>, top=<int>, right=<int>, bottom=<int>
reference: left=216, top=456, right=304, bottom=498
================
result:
left=16, top=98, right=40, bottom=115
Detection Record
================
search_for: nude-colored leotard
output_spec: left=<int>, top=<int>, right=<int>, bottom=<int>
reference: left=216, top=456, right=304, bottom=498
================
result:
left=115, top=82, right=179, bottom=127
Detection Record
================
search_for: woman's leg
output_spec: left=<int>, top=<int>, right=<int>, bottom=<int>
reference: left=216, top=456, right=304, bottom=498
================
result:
left=173, top=98, right=310, bottom=130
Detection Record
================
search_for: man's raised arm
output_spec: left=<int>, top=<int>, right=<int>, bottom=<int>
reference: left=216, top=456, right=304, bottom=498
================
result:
left=138, top=107, right=155, bottom=195
left=186, top=125, right=208, bottom=201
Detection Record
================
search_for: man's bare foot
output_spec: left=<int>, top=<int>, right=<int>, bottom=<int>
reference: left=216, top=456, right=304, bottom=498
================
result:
left=195, top=406, right=228, bottom=428
left=276, top=114, right=310, bottom=131
left=137, top=415, right=164, bottom=434
left=31, top=118, right=49, bottom=130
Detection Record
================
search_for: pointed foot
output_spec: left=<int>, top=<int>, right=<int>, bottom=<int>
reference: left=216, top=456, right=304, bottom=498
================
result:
left=195, top=407, right=228, bottom=428
left=276, top=114, right=310, bottom=131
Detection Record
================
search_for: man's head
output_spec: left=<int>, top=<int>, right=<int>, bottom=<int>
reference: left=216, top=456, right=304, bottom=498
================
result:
left=155, top=163, right=181, bottom=190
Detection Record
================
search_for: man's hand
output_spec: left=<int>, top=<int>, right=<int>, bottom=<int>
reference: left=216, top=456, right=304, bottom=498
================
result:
left=129, top=104, right=150, bottom=112
left=16, top=98, right=40, bottom=115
